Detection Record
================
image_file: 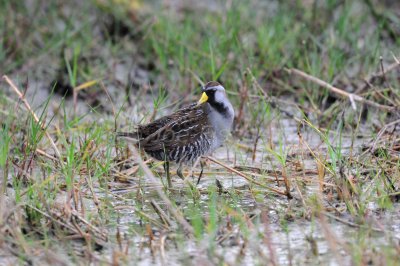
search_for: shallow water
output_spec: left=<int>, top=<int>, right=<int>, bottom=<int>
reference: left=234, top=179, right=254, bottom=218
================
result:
left=90, top=114, right=398, bottom=265
left=2, top=77, right=399, bottom=265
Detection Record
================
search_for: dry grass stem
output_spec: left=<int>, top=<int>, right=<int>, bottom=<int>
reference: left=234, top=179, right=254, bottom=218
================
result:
left=3, top=75, right=62, bottom=161
left=285, top=68, right=396, bottom=111
left=206, top=156, right=288, bottom=196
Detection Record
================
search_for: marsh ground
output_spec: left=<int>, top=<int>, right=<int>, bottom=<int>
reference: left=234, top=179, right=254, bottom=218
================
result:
left=1, top=0, right=400, bottom=265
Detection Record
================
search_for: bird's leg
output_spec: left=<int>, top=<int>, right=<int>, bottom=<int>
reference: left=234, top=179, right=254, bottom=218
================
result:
left=177, top=162, right=199, bottom=199
left=177, top=163, right=184, bottom=180
left=216, top=178, right=223, bottom=195
left=163, top=161, right=172, bottom=188
left=190, top=161, right=195, bottom=179
left=196, top=160, right=205, bottom=185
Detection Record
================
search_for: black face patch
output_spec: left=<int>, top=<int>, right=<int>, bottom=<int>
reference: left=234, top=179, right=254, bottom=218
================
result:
left=204, top=89, right=230, bottom=117
left=204, top=89, right=215, bottom=97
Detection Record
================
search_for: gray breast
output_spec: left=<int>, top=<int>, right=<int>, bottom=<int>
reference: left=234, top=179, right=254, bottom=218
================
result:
left=207, top=103, right=234, bottom=150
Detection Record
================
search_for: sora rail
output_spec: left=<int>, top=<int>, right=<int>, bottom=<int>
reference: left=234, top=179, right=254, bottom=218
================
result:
left=118, top=81, right=234, bottom=187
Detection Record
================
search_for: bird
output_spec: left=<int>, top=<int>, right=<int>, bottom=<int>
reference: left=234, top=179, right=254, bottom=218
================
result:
left=117, top=81, right=235, bottom=187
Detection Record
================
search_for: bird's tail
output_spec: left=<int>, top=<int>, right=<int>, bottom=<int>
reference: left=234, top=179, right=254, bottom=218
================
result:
left=116, top=132, right=140, bottom=142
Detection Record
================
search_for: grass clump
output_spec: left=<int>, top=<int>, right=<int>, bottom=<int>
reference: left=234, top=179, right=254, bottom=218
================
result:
left=0, top=0, right=399, bottom=264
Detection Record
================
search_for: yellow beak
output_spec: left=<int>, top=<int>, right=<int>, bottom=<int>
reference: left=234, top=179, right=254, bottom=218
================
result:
left=197, top=92, right=208, bottom=105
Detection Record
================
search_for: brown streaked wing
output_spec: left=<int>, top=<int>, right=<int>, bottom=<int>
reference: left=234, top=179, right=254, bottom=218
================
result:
left=139, top=103, right=211, bottom=152
left=136, top=103, right=197, bottom=139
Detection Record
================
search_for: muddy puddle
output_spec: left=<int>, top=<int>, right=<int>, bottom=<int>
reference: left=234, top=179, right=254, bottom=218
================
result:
left=2, top=81, right=399, bottom=265
left=95, top=106, right=399, bottom=264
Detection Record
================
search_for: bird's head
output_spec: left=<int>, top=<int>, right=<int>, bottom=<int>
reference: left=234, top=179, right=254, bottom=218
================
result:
left=197, top=81, right=234, bottom=120
left=198, top=81, right=227, bottom=106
